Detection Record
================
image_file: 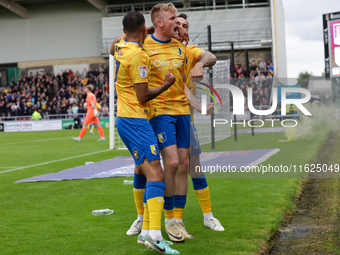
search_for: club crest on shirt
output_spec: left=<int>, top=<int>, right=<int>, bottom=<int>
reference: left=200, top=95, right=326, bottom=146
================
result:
left=133, top=149, right=140, bottom=160
left=150, top=144, right=159, bottom=155
left=139, top=66, right=147, bottom=78
left=158, top=132, right=167, bottom=143
left=176, top=47, right=182, bottom=55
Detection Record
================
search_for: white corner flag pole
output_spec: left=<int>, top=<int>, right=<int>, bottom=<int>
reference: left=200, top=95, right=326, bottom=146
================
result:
left=109, top=54, right=115, bottom=150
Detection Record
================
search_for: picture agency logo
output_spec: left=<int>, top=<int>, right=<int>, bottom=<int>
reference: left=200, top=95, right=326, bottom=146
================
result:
left=197, top=81, right=223, bottom=115
left=199, top=84, right=312, bottom=128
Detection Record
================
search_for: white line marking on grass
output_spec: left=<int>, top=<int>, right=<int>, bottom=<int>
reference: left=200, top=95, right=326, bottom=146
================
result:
left=0, top=149, right=112, bottom=174
left=0, top=136, right=73, bottom=146
left=247, top=148, right=281, bottom=167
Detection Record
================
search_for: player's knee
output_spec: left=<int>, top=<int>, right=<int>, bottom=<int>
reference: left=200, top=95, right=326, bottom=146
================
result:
left=178, top=158, right=189, bottom=172
left=148, top=169, right=165, bottom=182
left=167, top=158, right=179, bottom=172
left=155, top=171, right=165, bottom=182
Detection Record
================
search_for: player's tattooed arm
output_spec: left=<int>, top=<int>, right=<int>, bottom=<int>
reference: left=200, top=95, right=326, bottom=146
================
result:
left=197, top=51, right=217, bottom=68
left=109, top=34, right=125, bottom=55
left=190, top=51, right=217, bottom=81
left=134, top=72, right=176, bottom=104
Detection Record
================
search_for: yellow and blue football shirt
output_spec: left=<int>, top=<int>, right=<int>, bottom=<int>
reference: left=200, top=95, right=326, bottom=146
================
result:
left=143, top=35, right=190, bottom=117
left=114, top=38, right=150, bottom=119
left=185, top=45, right=205, bottom=97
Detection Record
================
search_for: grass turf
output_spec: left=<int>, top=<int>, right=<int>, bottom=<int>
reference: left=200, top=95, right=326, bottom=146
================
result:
left=0, top=126, right=328, bottom=254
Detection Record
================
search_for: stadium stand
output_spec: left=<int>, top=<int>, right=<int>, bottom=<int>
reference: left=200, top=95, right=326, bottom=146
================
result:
left=0, top=66, right=111, bottom=120
left=0, top=57, right=274, bottom=121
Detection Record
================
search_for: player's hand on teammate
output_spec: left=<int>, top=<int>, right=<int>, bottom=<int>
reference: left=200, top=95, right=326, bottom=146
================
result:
left=177, top=26, right=189, bottom=46
left=190, top=62, right=204, bottom=82
left=146, top=25, right=155, bottom=34
left=164, top=72, right=176, bottom=89
left=206, top=103, right=214, bottom=115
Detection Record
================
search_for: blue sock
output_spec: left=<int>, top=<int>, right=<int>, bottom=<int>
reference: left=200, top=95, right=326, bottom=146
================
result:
left=191, top=173, right=208, bottom=190
left=133, top=173, right=146, bottom=189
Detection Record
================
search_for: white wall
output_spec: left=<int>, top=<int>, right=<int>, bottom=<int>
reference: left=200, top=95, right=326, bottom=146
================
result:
left=0, top=2, right=102, bottom=64
left=271, top=0, right=288, bottom=78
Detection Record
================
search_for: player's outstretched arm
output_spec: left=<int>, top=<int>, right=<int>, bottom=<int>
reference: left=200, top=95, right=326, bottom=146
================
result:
left=134, top=72, right=176, bottom=104
left=109, top=34, right=125, bottom=55
left=110, top=26, right=153, bottom=56
left=190, top=51, right=217, bottom=82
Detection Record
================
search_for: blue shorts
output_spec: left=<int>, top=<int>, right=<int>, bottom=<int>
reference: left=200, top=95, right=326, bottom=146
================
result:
left=149, top=115, right=190, bottom=150
left=190, top=122, right=201, bottom=156
left=116, top=117, right=160, bottom=165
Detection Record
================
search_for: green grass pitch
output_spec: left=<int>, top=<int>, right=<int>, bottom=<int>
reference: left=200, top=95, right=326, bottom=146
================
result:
left=0, top=126, right=329, bottom=254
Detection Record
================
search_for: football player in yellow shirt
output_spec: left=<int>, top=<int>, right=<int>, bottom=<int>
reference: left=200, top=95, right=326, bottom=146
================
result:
left=113, top=10, right=179, bottom=255
left=176, top=13, right=224, bottom=231
left=118, top=4, right=216, bottom=241
left=143, top=3, right=195, bottom=242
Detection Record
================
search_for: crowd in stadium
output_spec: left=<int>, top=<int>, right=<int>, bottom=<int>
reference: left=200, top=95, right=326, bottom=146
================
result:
left=0, top=64, right=110, bottom=119
left=232, top=59, right=274, bottom=106
left=0, top=58, right=274, bottom=119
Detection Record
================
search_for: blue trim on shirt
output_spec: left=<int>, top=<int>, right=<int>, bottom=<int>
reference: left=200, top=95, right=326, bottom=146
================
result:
left=151, top=34, right=171, bottom=44
left=124, top=38, right=143, bottom=49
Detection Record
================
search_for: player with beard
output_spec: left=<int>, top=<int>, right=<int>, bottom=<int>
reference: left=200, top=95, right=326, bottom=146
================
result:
left=175, top=13, right=224, bottom=232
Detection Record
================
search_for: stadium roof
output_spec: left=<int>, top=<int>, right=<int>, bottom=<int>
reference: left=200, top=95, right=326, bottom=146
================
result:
left=0, top=0, right=108, bottom=18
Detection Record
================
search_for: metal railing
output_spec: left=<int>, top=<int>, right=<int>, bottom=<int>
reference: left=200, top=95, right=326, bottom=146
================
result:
left=0, top=113, right=111, bottom=122
left=106, top=1, right=270, bottom=16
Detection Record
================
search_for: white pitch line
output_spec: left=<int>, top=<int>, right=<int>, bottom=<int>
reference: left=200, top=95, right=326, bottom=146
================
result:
left=0, top=149, right=112, bottom=174
left=247, top=148, right=281, bottom=167
left=0, top=136, right=73, bottom=146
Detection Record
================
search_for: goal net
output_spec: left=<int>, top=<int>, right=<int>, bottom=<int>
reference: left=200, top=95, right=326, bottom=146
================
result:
left=193, top=60, right=231, bottom=145
left=110, top=57, right=230, bottom=149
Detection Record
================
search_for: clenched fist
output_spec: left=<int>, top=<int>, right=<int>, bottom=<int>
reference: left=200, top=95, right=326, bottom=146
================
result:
left=164, top=72, right=176, bottom=88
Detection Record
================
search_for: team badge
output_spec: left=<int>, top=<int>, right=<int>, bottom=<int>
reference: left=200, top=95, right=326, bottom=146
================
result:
left=158, top=132, right=167, bottom=143
left=176, top=47, right=182, bottom=55
left=139, top=66, right=147, bottom=78
left=133, top=149, right=140, bottom=160
left=150, top=144, right=159, bottom=155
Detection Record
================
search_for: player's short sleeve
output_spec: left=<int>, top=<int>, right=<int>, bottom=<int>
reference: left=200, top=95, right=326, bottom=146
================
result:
left=188, top=45, right=205, bottom=62
left=128, top=51, right=150, bottom=84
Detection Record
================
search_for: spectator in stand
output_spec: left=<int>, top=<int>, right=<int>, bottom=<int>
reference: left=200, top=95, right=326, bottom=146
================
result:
left=0, top=64, right=109, bottom=121
left=99, top=71, right=104, bottom=85
left=41, top=98, right=47, bottom=117
left=250, top=60, right=257, bottom=72
left=259, top=59, right=267, bottom=71
left=102, top=103, right=109, bottom=117
left=82, top=68, right=87, bottom=78
left=68, top=69, right=73, bottom=79
left=32, top=106, right=42, bottom=121
left=268, top=62, right=274, bottom=73
left=69, top=94, right=77, bottom=105
left=71, top=103, right=79, bottom=116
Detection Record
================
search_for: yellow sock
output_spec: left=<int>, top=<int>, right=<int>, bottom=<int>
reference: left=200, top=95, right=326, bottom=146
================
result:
left=133, top=188, right=145, bottom=216
left=91, top=125, right=95, bottom=131
left=195, top=186, right=212, bottom=214
left=147, top=197, right=164, bottom=230
left=142, top=203, right=149, bottom=230
left=173, top=207, right=184, bottom=220
left=164, top=209, right=173, bottom=220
